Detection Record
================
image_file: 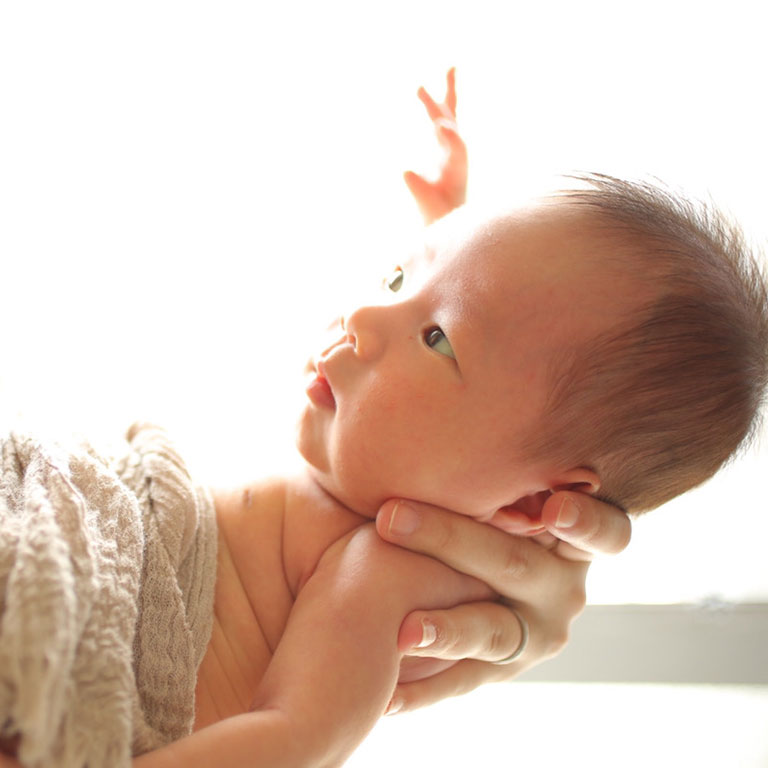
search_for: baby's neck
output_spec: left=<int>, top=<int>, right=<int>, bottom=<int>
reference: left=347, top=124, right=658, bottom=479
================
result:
left=279, top=469, right=373, bottom=590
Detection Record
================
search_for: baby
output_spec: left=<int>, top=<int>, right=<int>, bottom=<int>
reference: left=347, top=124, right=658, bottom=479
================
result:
left=132, top=167, right=767, bottom=766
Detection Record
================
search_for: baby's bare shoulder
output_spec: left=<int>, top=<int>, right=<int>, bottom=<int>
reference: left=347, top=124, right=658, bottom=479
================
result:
left=211, top=472, right=366, bottom=609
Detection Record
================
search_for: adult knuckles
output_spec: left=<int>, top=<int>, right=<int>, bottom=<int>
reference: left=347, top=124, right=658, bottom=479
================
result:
left=414, top=507, right=462, bottom=555
left=434, top=614, right=491, bottom=660
left=485, top=621, right=511, bottom=662
left=432, top=614, right=465, bottom=655
left=542, top=624, right=571, bottom=659
left=497, top=541, right=530, bottom=585
left=566, top=583, right=587, bottom=616
left=550, top=628, right=570, bottom=657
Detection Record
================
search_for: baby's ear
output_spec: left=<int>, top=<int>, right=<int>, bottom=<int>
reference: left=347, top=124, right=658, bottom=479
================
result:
left=490, top=490, right=552, bottom=535
left=488, top=468, right=600, bottom=535
left=549, top=466, right=601, bottom=495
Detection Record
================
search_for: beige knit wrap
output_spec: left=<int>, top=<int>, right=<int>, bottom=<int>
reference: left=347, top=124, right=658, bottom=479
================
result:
left=0, top=424, right=217, bottom=767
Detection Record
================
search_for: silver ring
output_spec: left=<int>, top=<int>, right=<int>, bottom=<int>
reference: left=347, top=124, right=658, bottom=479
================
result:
left=491, top=604, right=529, bottom=665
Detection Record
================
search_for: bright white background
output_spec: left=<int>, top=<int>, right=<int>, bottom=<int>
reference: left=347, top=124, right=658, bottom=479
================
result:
left=1, top=1, right=766, bottom=765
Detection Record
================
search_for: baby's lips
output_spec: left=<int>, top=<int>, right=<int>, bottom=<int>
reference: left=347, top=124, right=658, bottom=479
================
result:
left=305, top=360, right=336, bottom=409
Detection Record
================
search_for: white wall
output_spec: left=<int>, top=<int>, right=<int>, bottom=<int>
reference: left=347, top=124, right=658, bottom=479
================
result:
left=1, top=2, right=766, bottom=763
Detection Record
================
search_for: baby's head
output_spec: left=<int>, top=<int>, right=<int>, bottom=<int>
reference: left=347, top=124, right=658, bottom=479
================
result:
left=526, top=174, right=768, bottom=513
left=299, top=177, right=768, bottom=519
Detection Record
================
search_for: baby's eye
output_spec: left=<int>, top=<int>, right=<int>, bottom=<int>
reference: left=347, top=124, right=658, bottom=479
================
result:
left=383, top=266, right=404, bottom=293
left=424, top=326, right=455, bottom=359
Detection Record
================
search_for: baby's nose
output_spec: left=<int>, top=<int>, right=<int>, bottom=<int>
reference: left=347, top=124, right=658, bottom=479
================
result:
left=342, top=305, right=387, bottom=361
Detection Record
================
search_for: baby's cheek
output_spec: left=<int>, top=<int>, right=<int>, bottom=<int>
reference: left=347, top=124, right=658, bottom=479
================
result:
left=346, top=370, right=451, bottom=468
left=363, top=372, right=420, bottom=412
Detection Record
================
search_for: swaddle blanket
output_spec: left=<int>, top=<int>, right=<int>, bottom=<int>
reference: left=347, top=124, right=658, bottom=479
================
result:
left=0, top=424, right=217, bottom=767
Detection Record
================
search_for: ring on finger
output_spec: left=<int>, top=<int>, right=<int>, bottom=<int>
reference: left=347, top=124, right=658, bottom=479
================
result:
left=491, top=602, right=529, bottom=665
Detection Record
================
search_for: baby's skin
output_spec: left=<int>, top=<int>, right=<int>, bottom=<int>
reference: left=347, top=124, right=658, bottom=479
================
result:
left=131, top=194, right=637, bottom=767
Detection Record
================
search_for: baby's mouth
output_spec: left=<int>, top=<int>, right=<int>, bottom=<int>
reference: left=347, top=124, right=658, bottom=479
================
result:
left=304, top=327, right=353, bottom=410
left=305, top=359, right=336, bottom=410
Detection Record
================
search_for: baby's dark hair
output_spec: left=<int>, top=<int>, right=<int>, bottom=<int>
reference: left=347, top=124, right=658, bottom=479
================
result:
left=524, top=174, right=768, bottom=514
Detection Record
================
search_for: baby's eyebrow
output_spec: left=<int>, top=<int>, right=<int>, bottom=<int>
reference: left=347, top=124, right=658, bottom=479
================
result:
left=396, top=242, right=435, bottom=288
left=406, top=241, right=433, bottom=267
left=421, top=241, right=437, bottom=266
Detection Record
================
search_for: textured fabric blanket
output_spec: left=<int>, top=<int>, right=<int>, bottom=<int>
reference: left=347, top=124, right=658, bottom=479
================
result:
left=0, top=424, right=217, bottom=767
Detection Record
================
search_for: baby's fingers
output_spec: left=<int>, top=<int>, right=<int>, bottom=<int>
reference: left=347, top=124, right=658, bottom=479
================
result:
left=416, top=68, right=457, bottom=121
left=403, top=169, right=435, bottom=201
left=445, top=66, right=457, bottom=115
left=435, top=117, right=465, bottom=156
left=403, top=170, right=452, bottom=224
left=417, top=85, right=445, bottom=121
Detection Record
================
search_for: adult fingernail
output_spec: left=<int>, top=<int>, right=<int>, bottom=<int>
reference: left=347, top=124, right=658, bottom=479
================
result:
left=556, top=497, right=580, bottom=529
left=415, top=619, right=437, bottom=648
left=388, top=502, right=420, bottom=536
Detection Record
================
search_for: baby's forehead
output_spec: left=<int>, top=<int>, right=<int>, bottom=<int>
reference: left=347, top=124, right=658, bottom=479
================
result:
left=423, top=200, right=642, bottom=366
left=423, top=198, right=611, bottom=287
left=430, top=196, right=602, bottom=249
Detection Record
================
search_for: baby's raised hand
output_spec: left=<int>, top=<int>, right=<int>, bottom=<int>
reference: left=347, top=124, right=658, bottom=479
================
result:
left=404, top=67, right=468, bottom=225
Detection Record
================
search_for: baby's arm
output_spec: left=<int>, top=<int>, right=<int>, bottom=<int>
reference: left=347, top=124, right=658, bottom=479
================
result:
left=134, top=524, right=493, bottom=768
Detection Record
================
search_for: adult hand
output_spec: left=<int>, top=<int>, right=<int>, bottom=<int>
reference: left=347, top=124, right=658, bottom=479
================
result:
left=404, top=67, right=468, bottom=225
left=375, top=492, right=631, bottom=713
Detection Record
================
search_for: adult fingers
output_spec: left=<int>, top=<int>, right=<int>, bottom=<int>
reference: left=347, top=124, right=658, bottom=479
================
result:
left=387, top=659, right=509, bottom=715
left=541, top=492, right=632, bottom=561
left=376, top=499, right=575, bottom=603
left=397, top=602, right=526, bottom=663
